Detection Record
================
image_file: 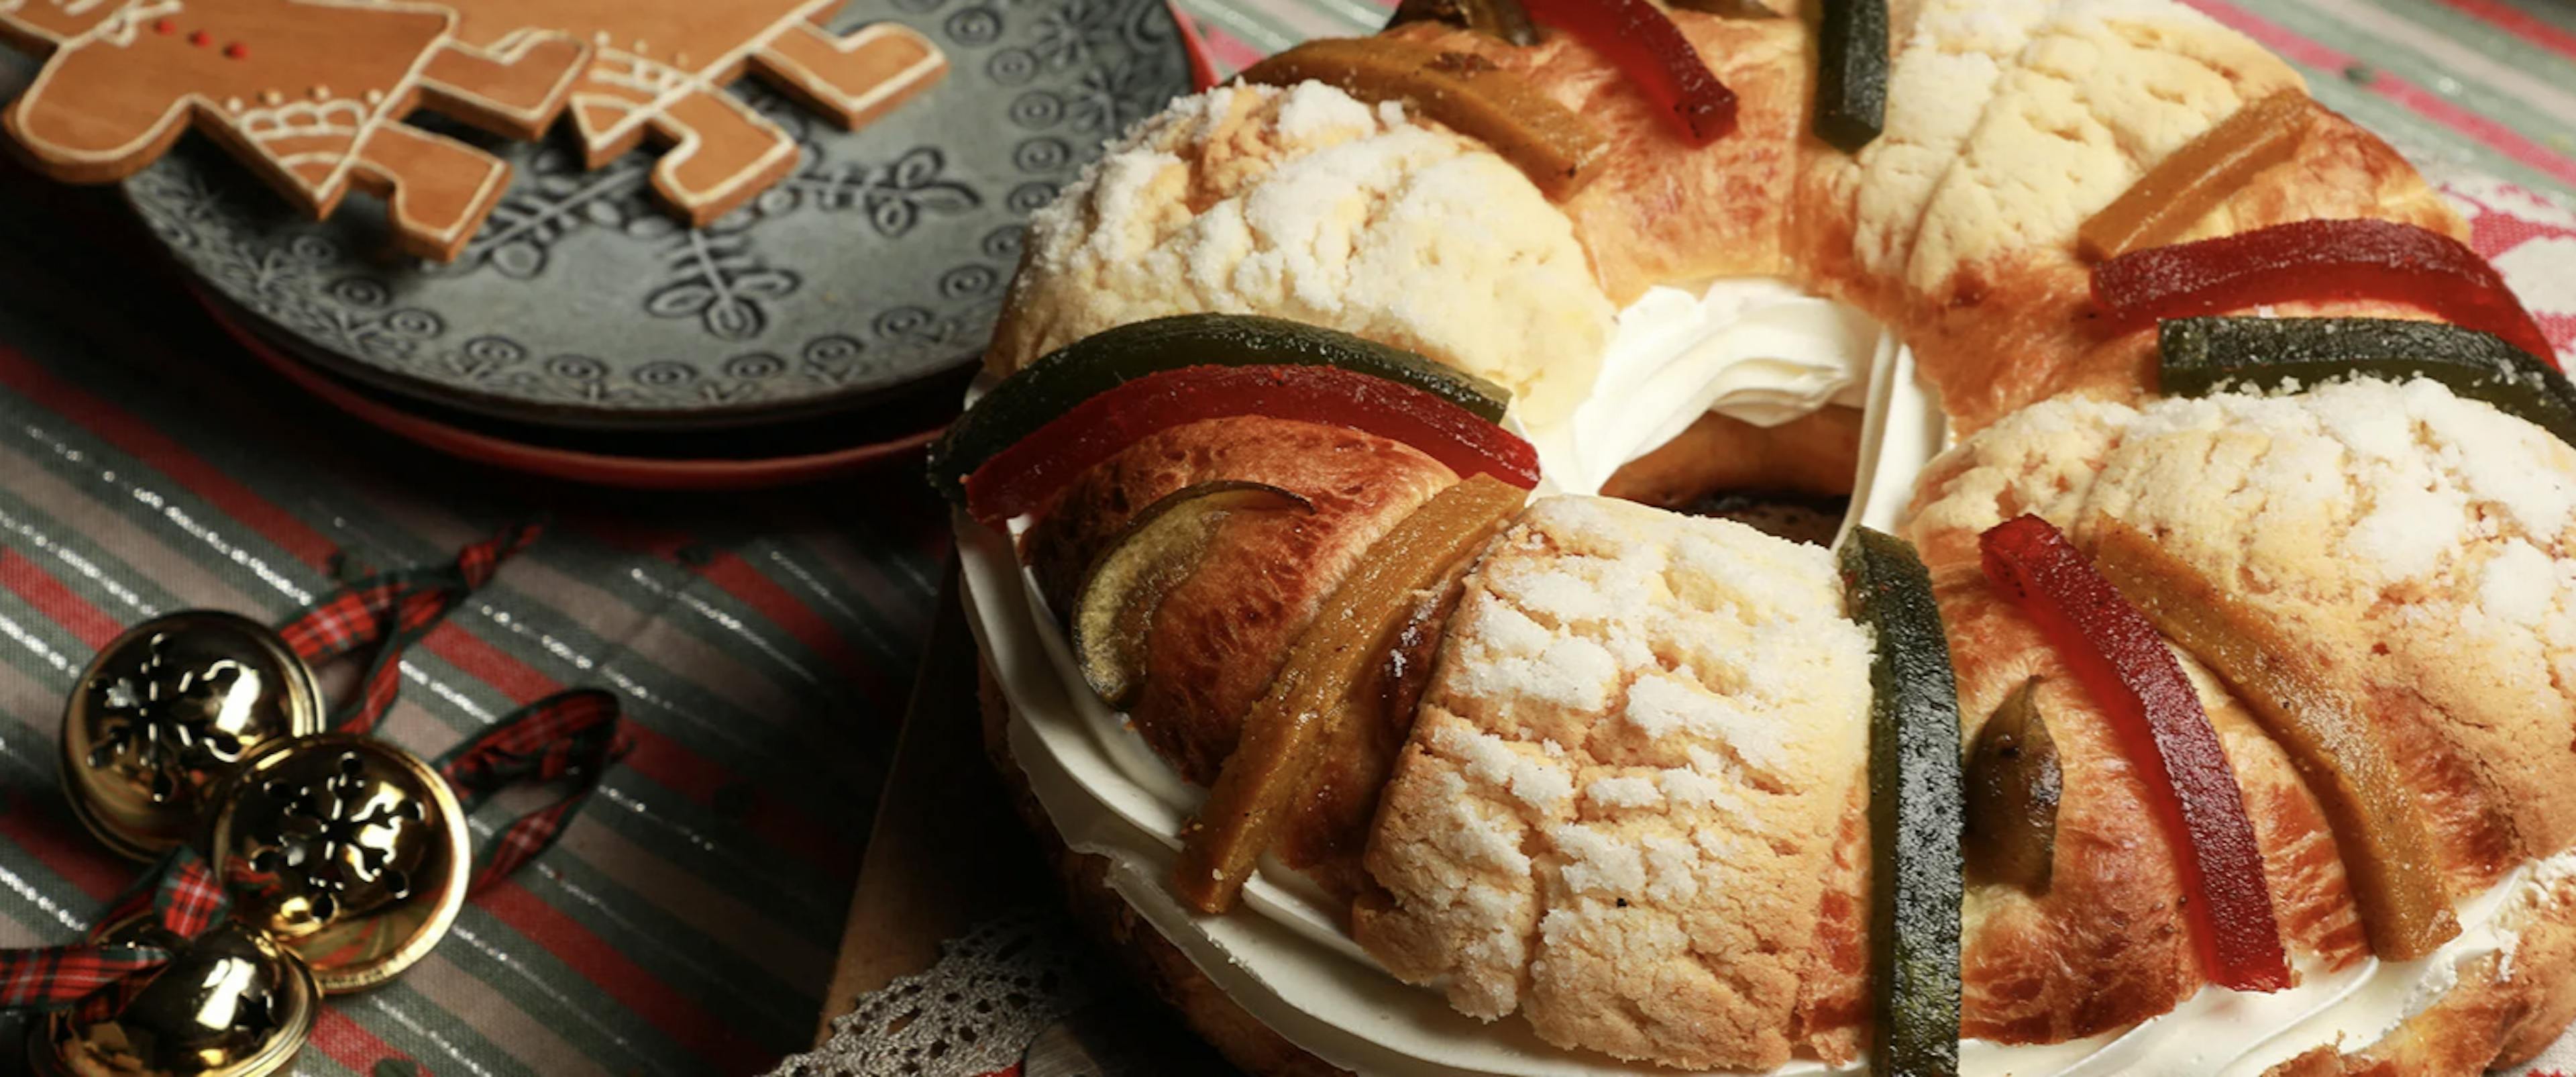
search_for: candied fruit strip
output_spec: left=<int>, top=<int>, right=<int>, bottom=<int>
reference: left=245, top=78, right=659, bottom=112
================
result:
left=1519, top=0, right=1736, bottom=145
left=2078, top=91, right=2311, bottom=261
left=932, top=314, right=1513, bottom=504
left=2090, top=218, right=2558, bottom=369
left=1838, top=527, right=1963, bottom=1077
left=1240, top=38, right=1610, bottom=200
left=2157, top=316, right=2576, bottom=450
left=962, top=364, right=1540, bottom=525
left=1815, top=0, right=1888, bottom=152
left=1071, top=482, right=1315, bottom=709
left=1172, top=474, right=1528, bottom=914
left=1964, top=676, right=2059, bottom=892
left=1383, top=0, right=1540, bottom=48
left=1978, top=514, right=2292, bottom=992
left=2091, top=517, right=2458, bottom=961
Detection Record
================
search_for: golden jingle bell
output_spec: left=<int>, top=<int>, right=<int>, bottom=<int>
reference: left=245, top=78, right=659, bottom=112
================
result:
left=62, top=613, right=325, bottom=862
left=208, top=734, right=470, bottom=994
left=30, top=915, right=321, bottom=1077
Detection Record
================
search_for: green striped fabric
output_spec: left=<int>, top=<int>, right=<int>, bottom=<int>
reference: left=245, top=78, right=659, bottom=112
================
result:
left=0, top=178, right=945, bottom=1076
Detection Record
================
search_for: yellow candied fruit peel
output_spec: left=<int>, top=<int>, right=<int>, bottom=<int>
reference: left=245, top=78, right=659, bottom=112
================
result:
left=2092, top=517, right=2459, bottom=961
left=1173, top=474, right=1528, bottom=914
left=1240, top=37, right=1611, bottom=201
left=2078, top=90, right=2312, bottom=262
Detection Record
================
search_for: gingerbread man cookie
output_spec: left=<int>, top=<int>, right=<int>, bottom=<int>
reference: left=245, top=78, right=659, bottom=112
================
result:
left=0, top=0, right=588, bottom=260
left=442, top=0, right=949, bottom=226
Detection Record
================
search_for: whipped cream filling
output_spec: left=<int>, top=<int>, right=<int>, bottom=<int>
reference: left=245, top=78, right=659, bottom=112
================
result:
left=1527, top=278, right=1889, bottom=497
left=962, top=506, right=2574, bottom=1076
left=954, top=288, right=2564, bottom=1075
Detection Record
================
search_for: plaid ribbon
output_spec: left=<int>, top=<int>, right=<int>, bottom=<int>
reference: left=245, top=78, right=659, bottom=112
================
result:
left=279, top=521, right=543, bottom=735
left=0, top=848, right=227, bottom=1019
left=437, top=687, right=630, bottom=894
left=274, top=520, right=630, bottom=893
left=3, top=521, right=630, bottom=1023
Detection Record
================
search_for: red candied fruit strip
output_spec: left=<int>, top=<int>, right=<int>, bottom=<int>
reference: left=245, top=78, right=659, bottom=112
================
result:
left=963, top=364, right=1541, bottom=525
left=2092, top=218, right=2558, bottom=370
left=1519, top=0, right=1735, bottom=145
left=1978, top=515, right=2292, bottom=993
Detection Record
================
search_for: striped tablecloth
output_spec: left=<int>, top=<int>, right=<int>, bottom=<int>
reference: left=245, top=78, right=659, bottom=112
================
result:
left=0, top=3, right=2569, bottom=1077
left=0, top=190, right=952, bottom=1076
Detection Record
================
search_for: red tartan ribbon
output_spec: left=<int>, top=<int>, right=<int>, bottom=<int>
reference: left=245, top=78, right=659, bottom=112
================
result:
left=275, top=520, right=629, bottom=892
left=436, top=687, right=631, bottom=894
left=0, top=848, right=227, bottom=1018
left=279, top=521, right=543, bottom=735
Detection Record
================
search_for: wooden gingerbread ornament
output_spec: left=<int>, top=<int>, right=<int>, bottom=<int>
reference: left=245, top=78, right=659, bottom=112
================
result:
left=0, top=0, right=591, bottom=260
left=439, top=0, right=950, bottom=227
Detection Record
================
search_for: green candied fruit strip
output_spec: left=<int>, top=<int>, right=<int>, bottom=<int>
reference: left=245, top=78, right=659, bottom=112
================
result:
left=927, top=313, right=1514, bottom=503
left=2157, top=316, right=2576, bottom=450
left=1839, top=527, right=1964, bottom=1077
left=1816, top=0, right=1888, bottom=152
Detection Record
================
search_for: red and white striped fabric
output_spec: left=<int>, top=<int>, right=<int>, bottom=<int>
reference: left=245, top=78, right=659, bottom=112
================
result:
left=2442, top=172, right=2576, bottom=366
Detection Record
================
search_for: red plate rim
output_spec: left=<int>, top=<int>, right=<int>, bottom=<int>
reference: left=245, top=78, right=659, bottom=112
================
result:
left=197, top=289, right=946, bottom=492
left=1173, top=0, right=1224, bottom=91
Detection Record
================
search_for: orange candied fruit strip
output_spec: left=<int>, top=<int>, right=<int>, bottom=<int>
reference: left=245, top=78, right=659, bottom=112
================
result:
left=1172, top=474, right=1528, bottom=914
left=1240, top=37, right=1611, bottom=200
left=2078, top=90, right=2312, bottom=262
left=2092, top=517, right=2458, bottom=961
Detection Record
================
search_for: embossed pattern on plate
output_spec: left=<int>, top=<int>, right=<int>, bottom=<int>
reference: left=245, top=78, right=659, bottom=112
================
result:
left=122, top=0, right=1193, bottom=430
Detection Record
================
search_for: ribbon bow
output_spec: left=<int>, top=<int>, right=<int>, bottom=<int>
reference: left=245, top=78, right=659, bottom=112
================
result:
left=280, top=520, right=543, bottom=736
left=276, top=521, right=632, bottom=891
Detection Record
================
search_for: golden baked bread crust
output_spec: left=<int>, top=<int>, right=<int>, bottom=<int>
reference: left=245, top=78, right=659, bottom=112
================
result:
left=1382, top=11, right=1809, bottom=305
left=973, top=0, right=2576, bottom=1067
left=1781, top=0, right=2464, bottom=435
left=1904, top=385, right=2576, bottom=887
left=1790, top=0, right=2057, bottom=308
left=1904, top=107, right=2463, bottom=433
left=1932, top=566, right=2369, bottom=1043
left=987, top=652, right=2576, bottom=1077
left=1902, top=382, right=2576, bottom=1068
left=1788, top=782, right=1869, bottom=1066
left=1597, top=406, right=1863, bottom=509
left=1672, top=550, right=2378, bottom=1054
left=2265, top=868, right=2576, bottom=1075
left=1394, top=0, right=2475, bottom=474
left=982, top=79, right=1616, bottom=425
left=1353, top=497, right=1871, bottom=1070
left=1023, top=416, right=1458, bottom=784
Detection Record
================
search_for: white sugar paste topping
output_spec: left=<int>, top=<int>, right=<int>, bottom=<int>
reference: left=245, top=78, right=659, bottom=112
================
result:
left=998, top=81, right=1614, bottom=425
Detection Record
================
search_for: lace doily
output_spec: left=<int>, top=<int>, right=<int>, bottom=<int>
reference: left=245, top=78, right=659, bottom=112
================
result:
left=776, top=909, right=1095, bottom=1077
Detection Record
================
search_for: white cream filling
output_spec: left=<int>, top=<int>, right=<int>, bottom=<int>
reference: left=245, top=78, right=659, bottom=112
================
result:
left=1527, top=278, right=1888, bottom=498
left=955, top=288, right=2563, bottom=1075
left=962, top=509, right=2571, bottom=1076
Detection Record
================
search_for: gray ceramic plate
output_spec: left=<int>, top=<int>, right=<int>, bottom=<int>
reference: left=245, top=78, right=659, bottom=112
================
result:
left=119, top=0, right=1192, bottom=431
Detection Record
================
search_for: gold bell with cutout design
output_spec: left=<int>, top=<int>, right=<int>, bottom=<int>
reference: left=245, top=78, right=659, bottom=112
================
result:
left=42, top=615, right=476, bottom=1076
left=29, top=917, right=321, bottom=1077
left=60, top=613, right=325, bottom=862
left=209, top=733, right=472, bottom=994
